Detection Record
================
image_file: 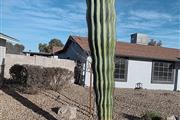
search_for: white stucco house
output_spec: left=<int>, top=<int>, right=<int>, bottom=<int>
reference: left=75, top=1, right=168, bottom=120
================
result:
left=55, top=33, right=180, bottom=91
left=0, top=33, right=19, bottom=83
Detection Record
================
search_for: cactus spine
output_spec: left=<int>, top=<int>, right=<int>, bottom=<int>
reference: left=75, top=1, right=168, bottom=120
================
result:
left=86, top=0, right=116, bottom=120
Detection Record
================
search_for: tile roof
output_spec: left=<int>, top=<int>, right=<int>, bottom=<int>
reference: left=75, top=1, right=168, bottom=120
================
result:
left=71, top=36, right=180, bottom=61
left=52, top=46, right=63, bottom=54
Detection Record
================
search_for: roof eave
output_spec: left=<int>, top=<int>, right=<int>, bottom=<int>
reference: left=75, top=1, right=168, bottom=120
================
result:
left=116, top=54, right=178, bottom=62
left=0, top=34, right=20, bottom=44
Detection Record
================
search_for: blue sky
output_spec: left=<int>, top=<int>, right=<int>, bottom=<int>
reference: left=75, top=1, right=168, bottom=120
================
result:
left=1, top=0, right=180, bottom=51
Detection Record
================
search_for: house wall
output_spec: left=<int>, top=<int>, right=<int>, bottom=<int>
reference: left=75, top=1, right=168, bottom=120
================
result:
left=115, top=59, right=175, bottom=90
left=176, top=62, right=180, bottom=91
left=0, top=40, right=6, bottom=82
left=178, top=69, right=180, bottom=91
left=4, top=54, right=76, bottom=79
left=0, top=46, right=6, bottom=65
left=84, top=56, right=92, bottom=86
left=84, top=57, right=177, bottom=90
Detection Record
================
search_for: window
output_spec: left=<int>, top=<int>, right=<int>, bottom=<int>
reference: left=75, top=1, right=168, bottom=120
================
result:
left=114, top=57, right=128, bottom=82
left=152, top=61, right=174, bottom=84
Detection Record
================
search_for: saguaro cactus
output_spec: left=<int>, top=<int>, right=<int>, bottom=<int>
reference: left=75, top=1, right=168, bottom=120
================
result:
left=86, top=0, right=116, bottom=120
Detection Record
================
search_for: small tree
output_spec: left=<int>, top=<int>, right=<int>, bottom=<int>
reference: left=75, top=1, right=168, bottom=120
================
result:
left=6, top=42, right=25, bottom=54
left=38, top=43, right=48, bottom=53
left=6, top=42, right=14, bottom=53
left=148, top=39, right=162, bottom=46
left=49, top=38, right=64, bottom=47
left=38, top=38, right=64, bottom=53
left=157, top=40, right=162, bottom=46
left=48, top=38, right=64, bottom=53
left=148, top=39, right=156, bottom=46
left=14, top=44, right=25, bottom=54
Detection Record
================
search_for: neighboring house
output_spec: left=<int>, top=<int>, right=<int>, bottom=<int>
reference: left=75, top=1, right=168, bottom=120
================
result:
left=0, top=33, right=20, bottom=44
left=0, top=37, right=6, bottom=83
left=52, top=46, right=64, bottom=54
left=0, top=33, right=19, bottom=82
left=23, top=51, right=53, bottom=57
left=55, top=36, right=89, bottom=85
left=55, top=33, right=180, bottom=91
left=23, top=47, right=63, bottom=58
left=0, top=33, right=23, bottom=55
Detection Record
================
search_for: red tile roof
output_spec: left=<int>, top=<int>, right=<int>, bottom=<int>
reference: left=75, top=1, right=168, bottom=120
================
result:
left=71, top=36, right=180, bottom=61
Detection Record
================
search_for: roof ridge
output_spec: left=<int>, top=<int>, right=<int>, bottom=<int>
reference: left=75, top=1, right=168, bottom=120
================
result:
left=72, top=36, right=180, bottom=51
left=57, top=35, right=180, bottom=61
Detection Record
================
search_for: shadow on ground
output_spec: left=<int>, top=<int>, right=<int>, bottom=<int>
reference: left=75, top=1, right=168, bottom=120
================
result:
left=41, top=90, right=92, bottom=118
left=123, top=113, right=141, bottom=120
left=1, top=87, right=57, bottom=120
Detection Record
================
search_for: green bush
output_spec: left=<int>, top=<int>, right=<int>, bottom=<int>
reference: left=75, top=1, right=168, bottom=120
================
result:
left=8, top=64, right=74, bottom=94
left=141, top=111, right=163, bottom=120
left=9, top=64, right=27, bottom=84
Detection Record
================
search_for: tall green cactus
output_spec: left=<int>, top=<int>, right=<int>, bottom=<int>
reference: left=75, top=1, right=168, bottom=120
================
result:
left=86, top=0, right=116, bottom=120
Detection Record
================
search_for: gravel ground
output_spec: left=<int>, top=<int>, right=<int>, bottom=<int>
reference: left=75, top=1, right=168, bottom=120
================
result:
left=0, top=84, right=180, bottom=120
left=113, top=89, right=180, bottom=120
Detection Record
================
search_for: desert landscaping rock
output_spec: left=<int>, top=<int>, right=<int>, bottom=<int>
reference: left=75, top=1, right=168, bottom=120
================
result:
left=58, top=106, right=68, bottom=115
left=167, top=115, right=176, bottom=120
left=57, top=105, right=77, bottom=119
left=0, top=84, right=180, bottom=120
left=68, top=106, right=77, bottom=120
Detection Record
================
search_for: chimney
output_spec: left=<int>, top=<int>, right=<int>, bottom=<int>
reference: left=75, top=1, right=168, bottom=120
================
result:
left=131, top=33, right=149, bottom=45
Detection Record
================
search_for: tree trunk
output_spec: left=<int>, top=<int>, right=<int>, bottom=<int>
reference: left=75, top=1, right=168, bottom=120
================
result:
left=86, top=0, right=116, bottom=120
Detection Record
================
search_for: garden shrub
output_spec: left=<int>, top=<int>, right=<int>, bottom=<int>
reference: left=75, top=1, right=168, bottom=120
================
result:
left=141, top=111, right=163, bottom=120
left=9, top=64, right=27, bottom=84
left=8, top=64, right=74, bottom=93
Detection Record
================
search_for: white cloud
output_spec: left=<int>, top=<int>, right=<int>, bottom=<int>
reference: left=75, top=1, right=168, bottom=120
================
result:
left=1, top=0, right=179, bottom=49
left=130, top=10, right=172, bottom=21
left=117, top=9, right=179, bottom=34
left=1, top=0, right=87, bottom=35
